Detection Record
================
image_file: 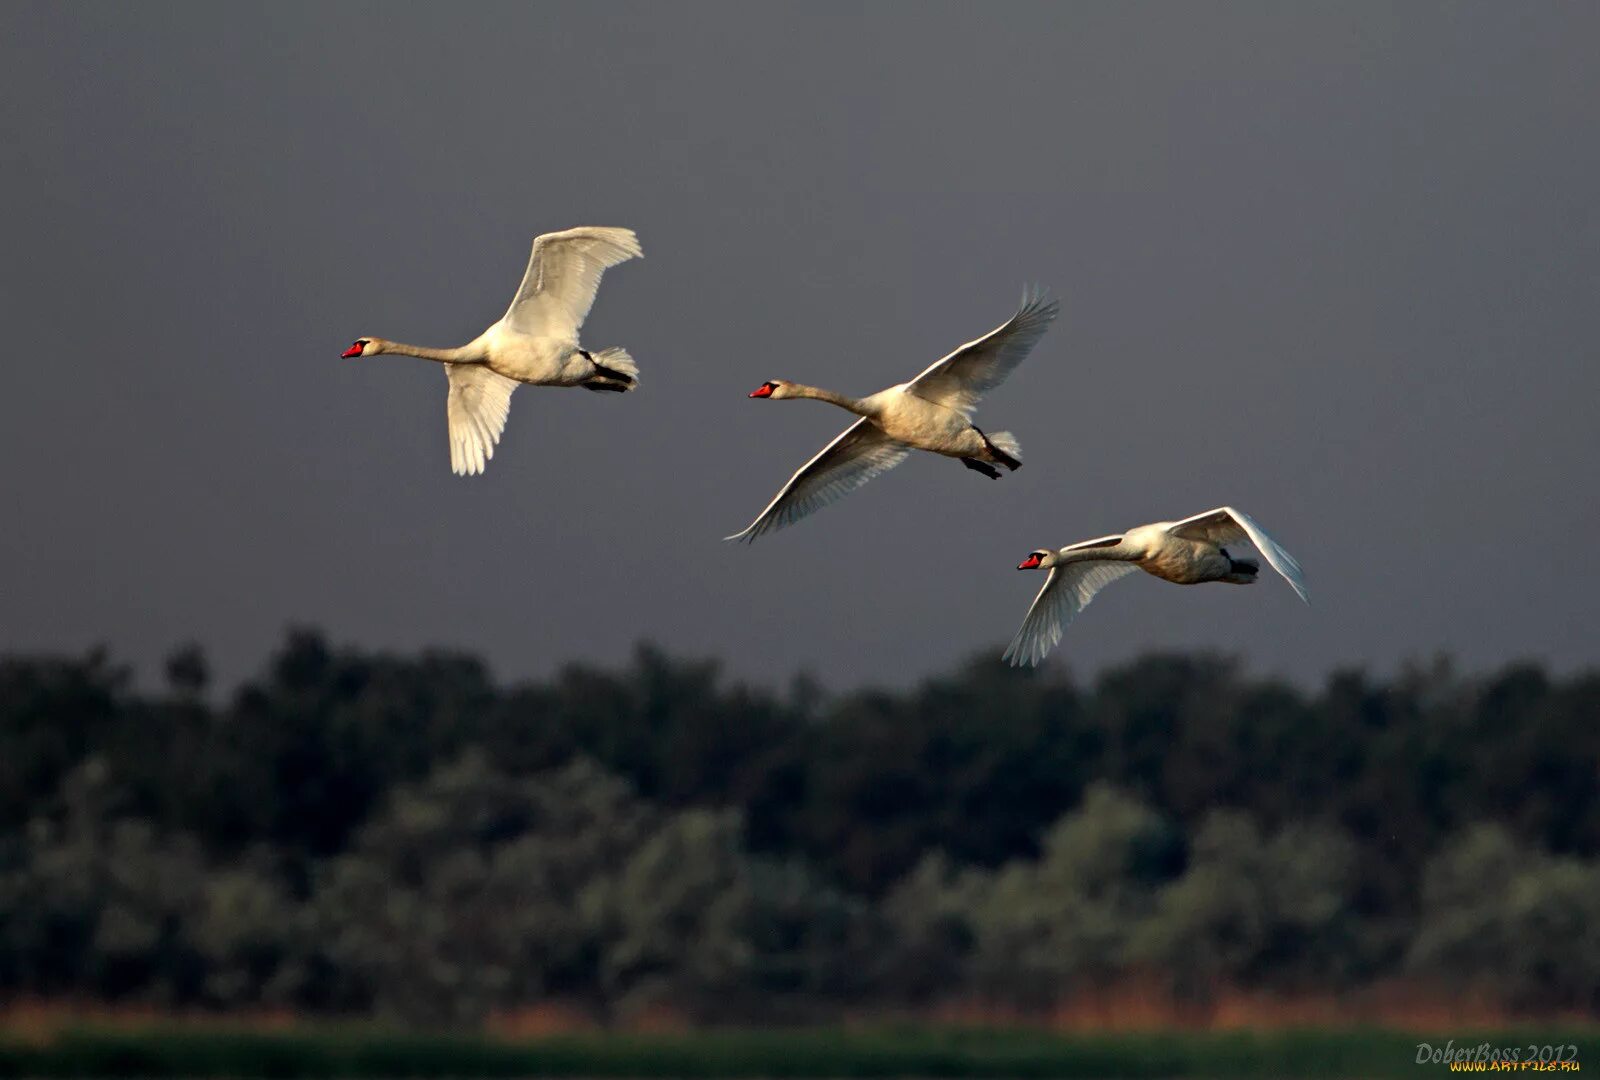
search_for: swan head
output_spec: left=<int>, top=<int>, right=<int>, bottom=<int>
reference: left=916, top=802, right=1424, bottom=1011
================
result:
left=342, top=337, right=377, bottom=359
left=748, top=379, right=789, bottom=399
left=1018, top=549, right=1056, bottom=571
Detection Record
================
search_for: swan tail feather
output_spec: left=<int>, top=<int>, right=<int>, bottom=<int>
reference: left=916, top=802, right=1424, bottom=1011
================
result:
left=987, top=431, right=1022, bottom=470
left=588, top=346, right=638, bottom=390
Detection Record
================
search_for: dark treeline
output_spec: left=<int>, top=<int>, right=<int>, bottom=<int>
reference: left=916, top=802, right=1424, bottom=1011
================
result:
left=2, top=630, right=1598, bottom=1025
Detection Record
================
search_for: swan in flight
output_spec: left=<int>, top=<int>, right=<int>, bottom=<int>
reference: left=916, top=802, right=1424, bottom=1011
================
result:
left=342, top=226, right=643, bottom=475
left=726, top=288, right=1059, bottom=542
left=1004, top=506, right=1309, bottom=667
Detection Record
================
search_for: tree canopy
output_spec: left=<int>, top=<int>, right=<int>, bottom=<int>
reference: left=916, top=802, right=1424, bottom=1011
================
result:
left=2, top=632, right=1597, bottom=1023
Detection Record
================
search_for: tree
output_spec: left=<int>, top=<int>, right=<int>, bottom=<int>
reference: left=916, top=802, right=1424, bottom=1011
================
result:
left=1132, top=811, right=1364, bottom=996
left=301, top=753, right=652, bottom=1022
left=1408, top=825, right=1600, bottom=1011
left=965, top=785, right=1179, bottom=1008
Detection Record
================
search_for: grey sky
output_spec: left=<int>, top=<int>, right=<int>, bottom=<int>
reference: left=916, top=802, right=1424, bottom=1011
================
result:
left=2, top=2, right=1596, bottom=691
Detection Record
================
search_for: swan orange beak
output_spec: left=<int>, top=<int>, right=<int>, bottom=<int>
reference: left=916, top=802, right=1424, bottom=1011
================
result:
left=341, top=344, right=364, bottom=358
left=748, top=384, right=773, bottom=398
left=1018, top=554, right=1043, bottom=570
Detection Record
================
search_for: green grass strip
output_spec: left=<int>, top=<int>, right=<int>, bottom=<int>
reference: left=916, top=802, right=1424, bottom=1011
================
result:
left=1, top=1025, right=1594, bottom=1078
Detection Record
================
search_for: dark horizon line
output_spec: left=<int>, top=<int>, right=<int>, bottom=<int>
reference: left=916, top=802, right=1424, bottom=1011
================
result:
left=2, top=626, right=1580, bottom=702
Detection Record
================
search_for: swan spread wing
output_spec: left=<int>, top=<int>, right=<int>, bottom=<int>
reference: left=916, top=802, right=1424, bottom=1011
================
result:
left=725, top=418, right=911, bottom=542
left=445, top=364, right=519, bottom=476
left=906, top=287, right=1059, bottom=415
left=1167, top=507, right=1309, bottom=603
left=1062, top=533, right=1127, bottom=552
left=502, top=226, right=642, bottom=338
left=1003, top=559, right=1141, bottom=667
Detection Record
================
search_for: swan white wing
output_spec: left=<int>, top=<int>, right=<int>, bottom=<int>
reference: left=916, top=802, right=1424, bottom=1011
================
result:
left=501, top=226, right=642, bottom=338
left=906, top=287, right=1060, bottom=416
left=1061, top=533, right=1127, bottom=552
left=445, top=364, right=519, bottom=476
left=725, top=419, right=911, bottom=543
left=1002, top=560, right=1141, bottom=667
left=1166, top=506, right=1309, bottom=603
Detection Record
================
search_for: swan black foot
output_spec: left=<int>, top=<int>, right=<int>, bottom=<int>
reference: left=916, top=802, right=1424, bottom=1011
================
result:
left=579, top=350, right=636, bottom=386
left=962, top=457, right=1002, bottom=479
left=576, top=349, right=636, bottom=392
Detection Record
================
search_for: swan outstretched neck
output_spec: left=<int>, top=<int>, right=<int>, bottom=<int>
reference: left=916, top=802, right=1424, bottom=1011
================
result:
left=343, top=338, right=477, bottom=364
left=749, top=380, right=872, bottom=414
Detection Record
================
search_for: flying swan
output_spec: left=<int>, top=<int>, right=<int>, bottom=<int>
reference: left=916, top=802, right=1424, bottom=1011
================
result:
left=342, top=226, right=643, bottom=475
left=726, top=288, right=1059, bottom=542
left=1004, top=506, right=1309, bottom=667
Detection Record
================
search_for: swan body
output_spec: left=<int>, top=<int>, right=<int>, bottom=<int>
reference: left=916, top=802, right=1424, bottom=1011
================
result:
left=343, top=226, right=642, bottom=475
left=1005, top=506, right=1309, bottom=667
left=727, top=288, right=1058, bottom=542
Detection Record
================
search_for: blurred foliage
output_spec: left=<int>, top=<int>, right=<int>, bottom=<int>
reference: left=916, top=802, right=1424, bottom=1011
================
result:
left=1407, top=824, right=1600, bottom=1012
left=1130, top=812, right=1365, bottom=994
left=2, top=631, right=1600, bottom=1023
left=963, top=785, right=1178, bottom=1006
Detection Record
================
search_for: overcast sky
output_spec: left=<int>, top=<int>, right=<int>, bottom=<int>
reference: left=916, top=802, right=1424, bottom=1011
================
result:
left=2, top=2, right=1596, bottom=692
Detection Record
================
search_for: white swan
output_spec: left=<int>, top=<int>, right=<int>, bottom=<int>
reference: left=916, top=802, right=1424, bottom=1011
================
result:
left=726, top=288, right=1058, bottom=542
left=1004, top=506, right=1309, bottom=667
left=342, top=226, right=643, bottom=475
